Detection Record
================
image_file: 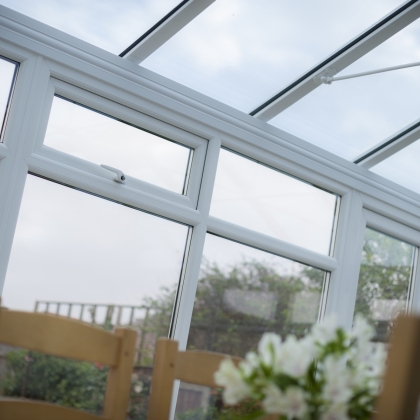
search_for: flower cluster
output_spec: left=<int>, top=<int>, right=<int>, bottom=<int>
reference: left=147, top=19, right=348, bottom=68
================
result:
left=214, top=316, right=386, bottom=420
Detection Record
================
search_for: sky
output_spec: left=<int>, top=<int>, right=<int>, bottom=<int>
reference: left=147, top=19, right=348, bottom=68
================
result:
left=0, top=0, right=417, bottom=326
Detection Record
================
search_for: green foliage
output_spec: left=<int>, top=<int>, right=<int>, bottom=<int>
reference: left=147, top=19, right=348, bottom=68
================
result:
left=2, top=349, right=107, bottom=414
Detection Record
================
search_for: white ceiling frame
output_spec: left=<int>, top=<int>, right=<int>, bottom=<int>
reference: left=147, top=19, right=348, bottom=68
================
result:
left=355, top=118, right=420, bottom=168
left=253, top=0, right=420, bottom=122
left=122, top=0, right=216, bottom=65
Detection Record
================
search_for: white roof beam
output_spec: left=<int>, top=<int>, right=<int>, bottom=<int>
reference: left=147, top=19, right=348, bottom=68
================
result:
left=121, top=0, right=216, bottom=64
left=252, top=0, right=420, bottom=121
left=355, top=119, right=420, bottom=169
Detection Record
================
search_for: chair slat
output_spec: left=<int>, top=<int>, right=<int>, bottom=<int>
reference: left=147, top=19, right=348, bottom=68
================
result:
left=0, top=398, right=103, bottom=420
left=176, top=350, right=242, bottom=388
left=374, top=315, right=420, bottom=420
left=0, top=308, right=119, bottom=366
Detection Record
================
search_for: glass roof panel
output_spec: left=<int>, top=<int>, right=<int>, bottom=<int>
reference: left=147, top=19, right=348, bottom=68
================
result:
left=1, top=0, right=181, bottom=55
left=269, top=17, right=420, bottom=161
left=370, top=140, right=420, bottom=195
left=0, top=56, right=17, bottom=140
left=142, top=0, right=404, bottom=113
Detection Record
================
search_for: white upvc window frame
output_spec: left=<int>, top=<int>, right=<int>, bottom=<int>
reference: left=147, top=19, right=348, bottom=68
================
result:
left=0, top=4, right=419, bottom=362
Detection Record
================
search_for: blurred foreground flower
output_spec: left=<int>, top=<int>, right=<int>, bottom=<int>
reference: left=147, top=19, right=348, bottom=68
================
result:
left=214, top=315, right=386, bottom=419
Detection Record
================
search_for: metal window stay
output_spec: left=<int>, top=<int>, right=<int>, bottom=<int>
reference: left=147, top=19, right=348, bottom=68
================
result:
left=319, top=61, right=420, bottom=85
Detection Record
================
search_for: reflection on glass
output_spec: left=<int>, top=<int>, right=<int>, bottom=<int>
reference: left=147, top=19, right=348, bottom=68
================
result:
left=354, top=228, right=415, bottom=342
left=1, top=0, right=181, bottom=55
left=269, top=18, right=420, bottom=161
left=142, top=0, right=404, bottom=113
left=210, top=149, right=337, bottom=254
left=370, top=140, right=420, bottom=195
left=44, top=96, right=192, bottom=193
left=187, top=234, right=326, bottom=355
left=1, top=175, right=189, bottom=413
left=0, top=56, right=17, bottom=140
left=174, top=234, right=326, bottom=418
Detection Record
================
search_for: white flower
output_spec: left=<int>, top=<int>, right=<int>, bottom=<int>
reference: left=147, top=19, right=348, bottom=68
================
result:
left=258, top=332, right=282, bottom=367
left=322, top=356, right=352, bottom=404
left=239, top=352, right=259, bottom=378
left=277, top=335, right=314, bottom=377
left=214, top=358, right=249, bottom=405
left=262, top=383, right=285, bottom=413
left=263, top=385, right=307, bottom=418
left=351, top=315, right=374, bottom=343
left=311, top=316, right=338, bottom=346
left=321, top=404, right=349, bottom=420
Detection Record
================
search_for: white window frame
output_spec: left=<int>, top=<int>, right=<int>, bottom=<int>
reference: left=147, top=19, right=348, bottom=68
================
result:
left=0, top=4, right=419, bottom=359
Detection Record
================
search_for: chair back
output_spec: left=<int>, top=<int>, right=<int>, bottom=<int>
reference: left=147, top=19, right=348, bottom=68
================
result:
left=0, top=307, right=137, bottom=420
left=147, top=338, right=276, bottom=420
left=374, top=314, right=420, bottom=420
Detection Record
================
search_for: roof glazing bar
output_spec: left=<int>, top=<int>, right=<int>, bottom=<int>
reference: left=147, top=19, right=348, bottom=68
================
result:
left=251, top=0, right=420, bottom=122
left=355, top=118, right=420, bottom=168
left=121, top=0, right=216, bottom=64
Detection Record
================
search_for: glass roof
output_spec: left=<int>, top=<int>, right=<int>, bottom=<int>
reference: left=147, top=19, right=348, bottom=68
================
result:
left=269, top=17, right=420, bottom=161
left=370, top=140, right=420, bottom=195
left=0, top=0, right=180, bottom=54
left=141, top=0, right=404, bottom=113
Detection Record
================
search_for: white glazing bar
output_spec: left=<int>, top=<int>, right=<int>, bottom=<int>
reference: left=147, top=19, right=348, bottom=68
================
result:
left=0, top=56, right=51, bottom=292
left=0, top=142, right=9, bottom=158
left=363, top=209, right=420, bottom=246
left=172, top=135, right=221, bottom=348
left=325, top=191, right=367, bottom=330
left=207, top=216, right=339, bottom=272
left=25, top=152, right=203, bottom=227
left=356, top=119, right=420, bottom=168
left=254, top=1, right=420, bottom=121
left=123, top=0, right=216, bottom=64
left=410, top=248, right=420, bottom=314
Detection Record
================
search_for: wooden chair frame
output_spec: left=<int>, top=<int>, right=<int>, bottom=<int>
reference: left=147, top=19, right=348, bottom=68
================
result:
left=0, top=308, right=137, bottom=420
left=147, top=338, right=276, bottom=420
left=374, top=314, right=420, bottom=420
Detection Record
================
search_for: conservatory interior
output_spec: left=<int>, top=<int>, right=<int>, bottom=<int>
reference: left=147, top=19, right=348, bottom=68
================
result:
left=0, top=0, right=420, bottom=418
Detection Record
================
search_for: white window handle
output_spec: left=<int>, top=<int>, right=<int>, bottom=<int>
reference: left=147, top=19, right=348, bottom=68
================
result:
left=100, top=164, right=126, bottom=183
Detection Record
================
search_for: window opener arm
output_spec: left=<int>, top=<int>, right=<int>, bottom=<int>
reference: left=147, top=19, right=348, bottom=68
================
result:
left=100, top=164, right=126, bottom=183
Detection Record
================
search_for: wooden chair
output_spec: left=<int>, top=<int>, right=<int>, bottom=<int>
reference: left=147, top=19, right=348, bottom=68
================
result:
left=374, top=314, right=420, bottom=420
left=0, top=307, right=137, bottom=420
left=147, top=338, right=276, bottom=420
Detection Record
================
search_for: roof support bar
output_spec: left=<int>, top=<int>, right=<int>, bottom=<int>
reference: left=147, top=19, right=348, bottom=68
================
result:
left=321, top=60, right=420, bottom=84
left=121, top=0, right=216, bottom=64
left=251, top=0, right=420, bottom=122
left=354, top=118, right=420, bottom=168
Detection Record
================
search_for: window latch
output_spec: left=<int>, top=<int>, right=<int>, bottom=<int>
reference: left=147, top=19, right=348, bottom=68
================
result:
left=100, top=164, right=126, bottom=183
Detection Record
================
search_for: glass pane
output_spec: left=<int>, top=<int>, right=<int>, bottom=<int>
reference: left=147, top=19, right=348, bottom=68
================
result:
left=142, top=0, right=404, bottom=113
left=0, top=56, right=17, bottom=140
left=1, top=0, right=181, bottom=55
left=370, top=140, right=420, bottom=195
left=1, top=175, right=190, bottom=413
left=210, top=149, right=338, bottom=255
left=354, top=228, right=416, bottom=342
left=45, top=96, right=191, bottom=194
left=187, top=233, right=327, bottom=355
left=269, top=18, right=420, bottom=161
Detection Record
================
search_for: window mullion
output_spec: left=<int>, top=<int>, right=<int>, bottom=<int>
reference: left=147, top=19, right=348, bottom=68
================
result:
left=0, top=55, right=51, bottom=292
left=325, top=190, right=366, bottom=329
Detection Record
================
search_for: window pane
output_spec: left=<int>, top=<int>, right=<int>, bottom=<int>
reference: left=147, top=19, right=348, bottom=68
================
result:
left=370, top=140, right=420, bottom=195
left=269, top=18, right=420, bottom=161
left=0, top=56, right=17, bottom=141
left=187, top=233, right=327, bottom=355
left=210, top=149, right=338, bottom=254
left=354, top=228, right=416, bottom=342
left=44, top=96, right=192, bottom=194
left=1, top=175, right=190, bottom=413
left=142, top=0, right=404, bottom=113
left=1, top=0, right=181, bottom=55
